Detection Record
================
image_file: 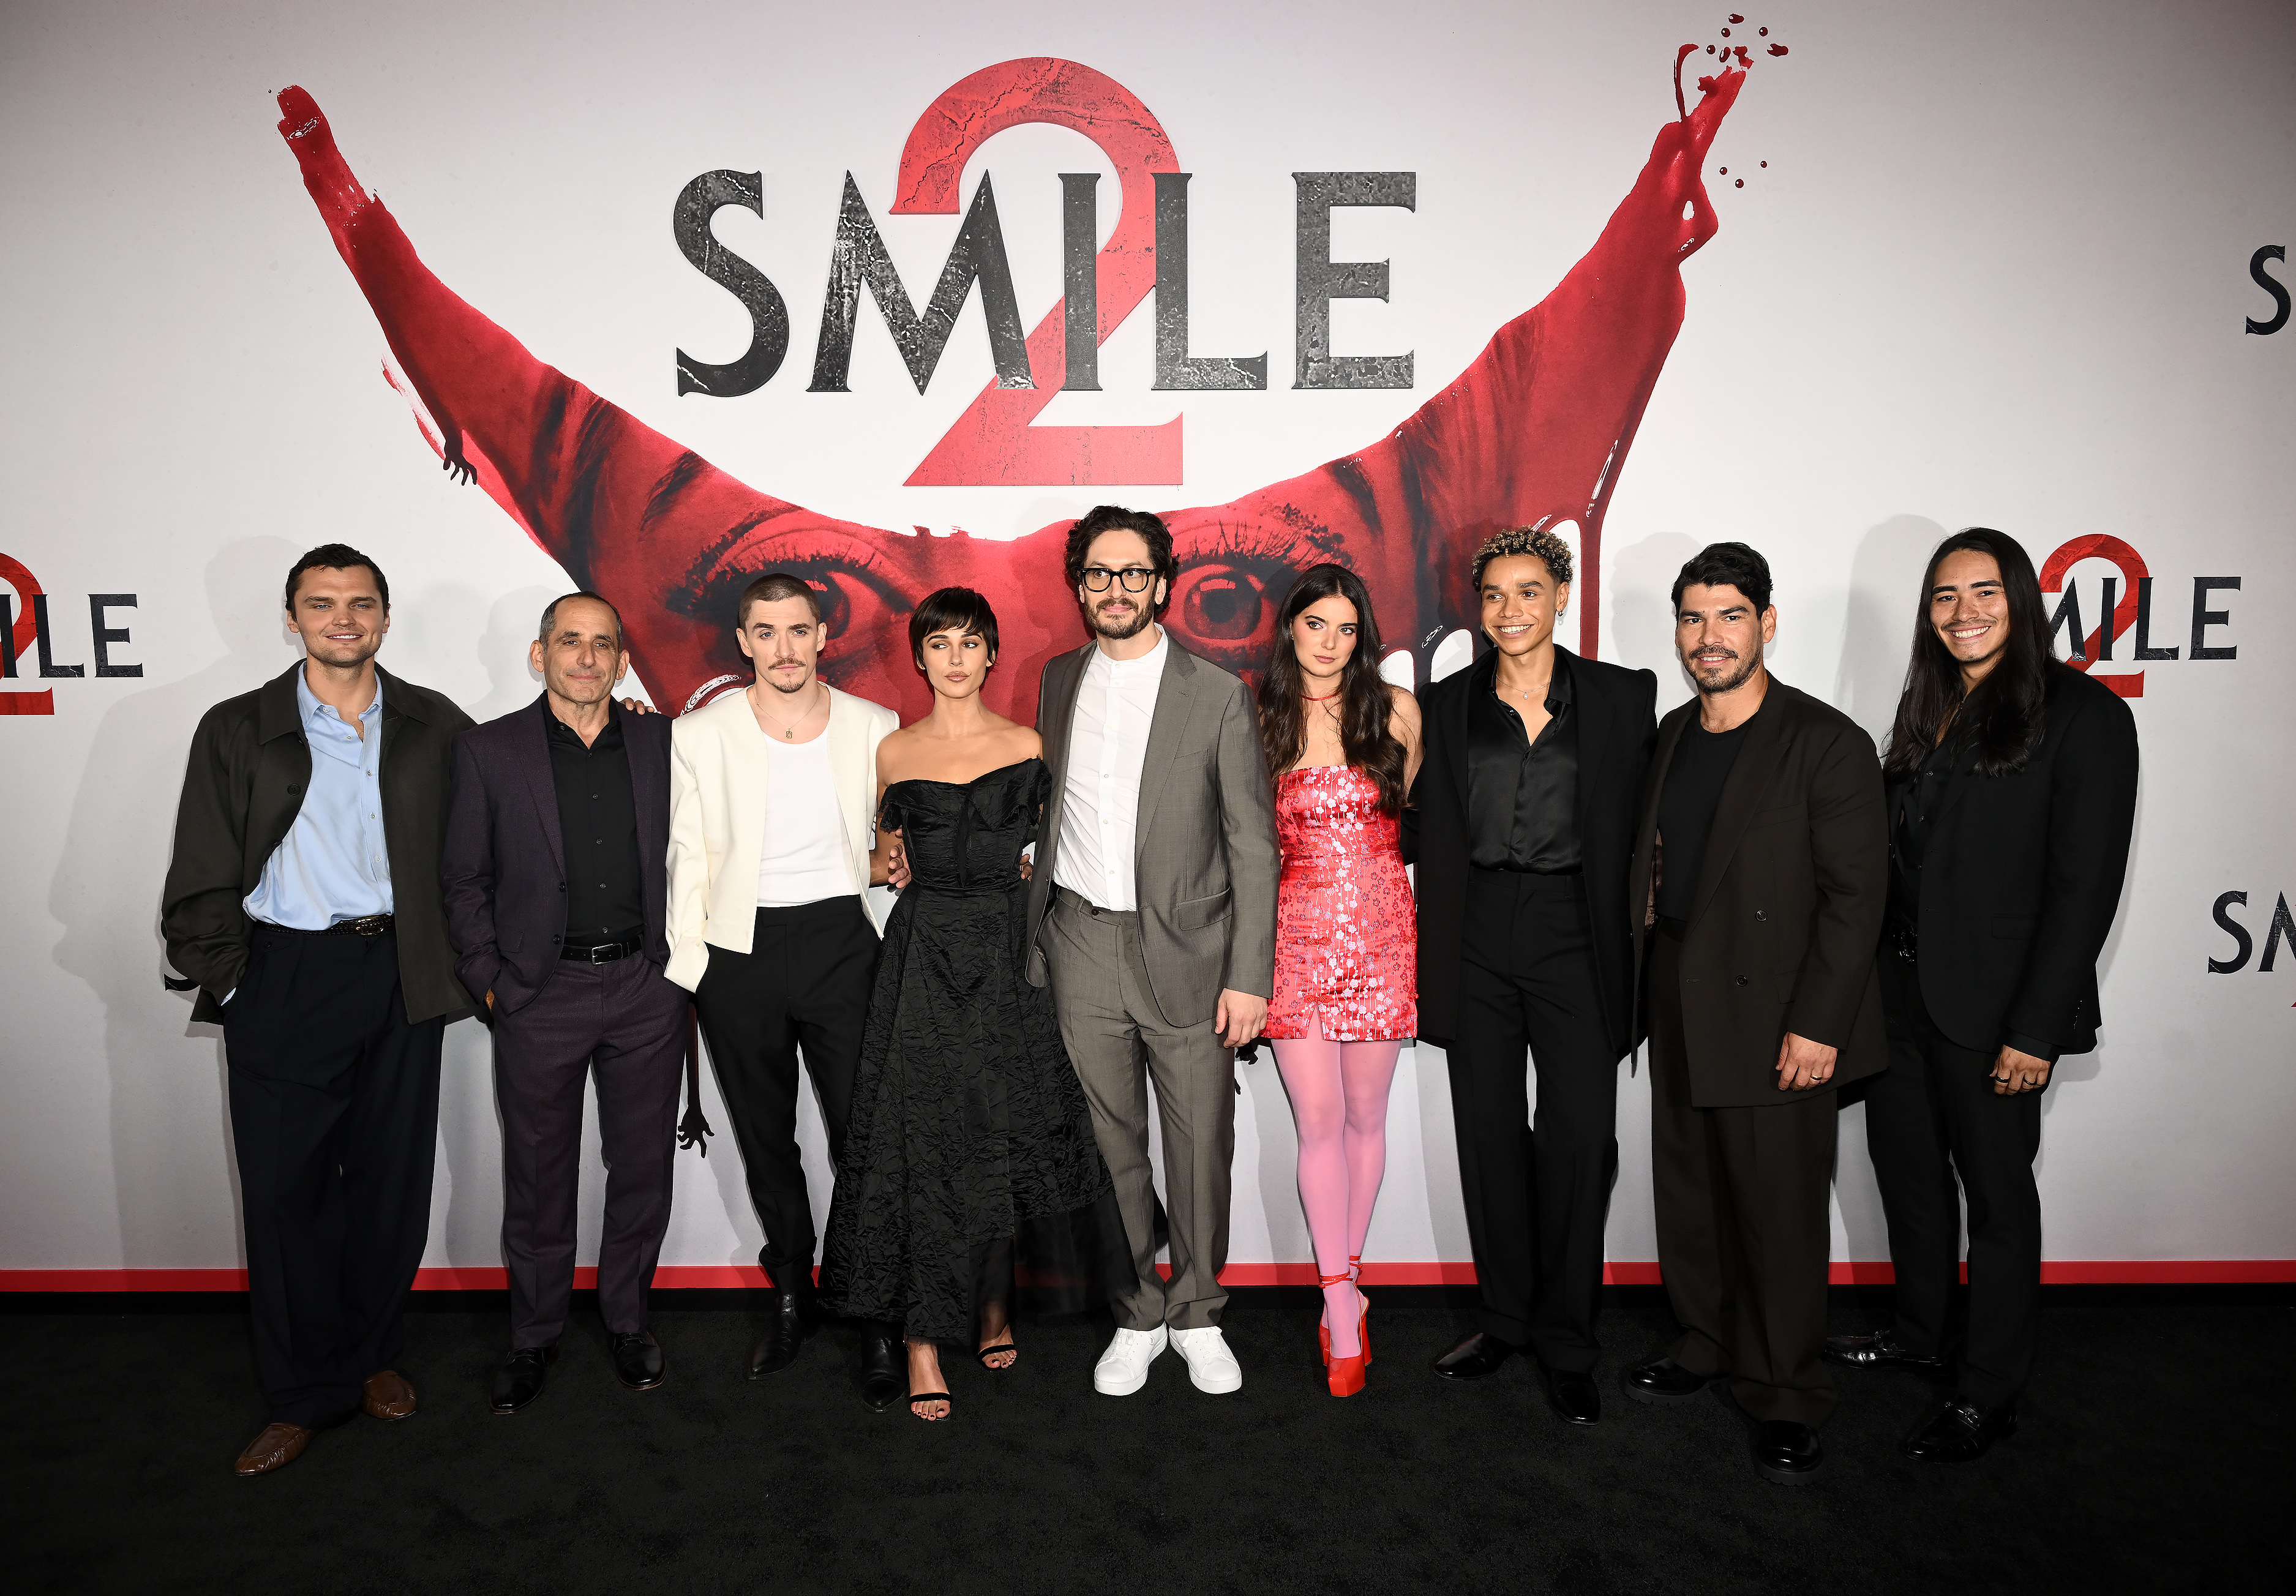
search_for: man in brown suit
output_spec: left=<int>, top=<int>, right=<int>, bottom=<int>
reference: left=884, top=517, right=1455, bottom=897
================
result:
left=1620, top=542, right=1887, bottom=1486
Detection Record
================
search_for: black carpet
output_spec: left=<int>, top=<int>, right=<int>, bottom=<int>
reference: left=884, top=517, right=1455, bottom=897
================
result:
left=7, top=1287, right=2283, bottom=1594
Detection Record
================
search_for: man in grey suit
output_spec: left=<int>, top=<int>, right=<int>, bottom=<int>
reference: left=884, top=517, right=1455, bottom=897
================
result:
left=1022, top=504, right=1281, bottom=1396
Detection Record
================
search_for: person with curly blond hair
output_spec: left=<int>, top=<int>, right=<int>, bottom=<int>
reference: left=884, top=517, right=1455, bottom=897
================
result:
left=1408, top=525, right=1657, bottom=1426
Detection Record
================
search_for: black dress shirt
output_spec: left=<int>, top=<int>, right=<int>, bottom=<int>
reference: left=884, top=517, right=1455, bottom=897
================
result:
left=1466, top=651, right=1581, bottom=873
left=1655, top=705, right=1758, bottom=921
left=1886, top=731, right=1960, bottom=938
left=546, top=704, right=645, bottom=945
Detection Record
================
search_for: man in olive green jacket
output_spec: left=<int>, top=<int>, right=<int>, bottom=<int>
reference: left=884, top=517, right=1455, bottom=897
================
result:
left=162, top=544, right=472, bottom=1478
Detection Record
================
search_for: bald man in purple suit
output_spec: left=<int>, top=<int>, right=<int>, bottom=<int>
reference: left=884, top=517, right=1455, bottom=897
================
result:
left=441, top=592, right=688, bottom=1413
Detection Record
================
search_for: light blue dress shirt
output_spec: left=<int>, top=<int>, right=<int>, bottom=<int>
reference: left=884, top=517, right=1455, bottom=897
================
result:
left=242, top=670, right=395, bottom=929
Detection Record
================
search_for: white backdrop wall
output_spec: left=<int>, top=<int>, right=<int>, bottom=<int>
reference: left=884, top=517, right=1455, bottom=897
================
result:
left=2, top=0, right=2290, bottom=1286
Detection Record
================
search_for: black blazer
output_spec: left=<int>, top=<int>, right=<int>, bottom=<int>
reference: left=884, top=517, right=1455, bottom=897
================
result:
left=162, top=662, right=475, bottom=1026
left=1406, top=645, right=1657, bottom=1055
left=1891, top=664, right=2139, bottom=1059
left=1627, top=676, right=1889, bottom=1108
left=439, top=695, right=675, bottom=1021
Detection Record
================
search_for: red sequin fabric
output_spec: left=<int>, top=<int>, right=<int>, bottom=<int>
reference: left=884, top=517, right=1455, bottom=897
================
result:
left=1265, top=765, right=1417, bottom=1041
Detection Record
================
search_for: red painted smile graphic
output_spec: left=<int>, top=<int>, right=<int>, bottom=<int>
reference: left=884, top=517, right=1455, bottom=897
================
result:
left=276, top=53, right=1746, bottom=722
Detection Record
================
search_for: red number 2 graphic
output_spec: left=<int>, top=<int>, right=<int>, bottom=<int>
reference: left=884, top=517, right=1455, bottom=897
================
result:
left=0, top=553, right=56, bottom=716
left=2039, top=533, right=2147, bottom=699
left=893, top=58, right=1184, bottom=487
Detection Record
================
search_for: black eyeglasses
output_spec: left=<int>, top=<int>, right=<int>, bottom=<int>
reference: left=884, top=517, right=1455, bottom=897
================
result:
left=1081, top=566, right=1157, bottom=593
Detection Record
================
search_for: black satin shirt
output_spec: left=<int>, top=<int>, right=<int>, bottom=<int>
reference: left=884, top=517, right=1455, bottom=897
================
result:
left=1466, top=650, right=1581, bottom=873
left=546, top=703, right=646, bottom=945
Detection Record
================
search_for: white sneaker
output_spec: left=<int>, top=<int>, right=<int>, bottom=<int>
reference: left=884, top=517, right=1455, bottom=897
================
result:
left=1169, top=1325, right=1244, bottom=1394
left=1094, top=1325, right=1168, bottom=1396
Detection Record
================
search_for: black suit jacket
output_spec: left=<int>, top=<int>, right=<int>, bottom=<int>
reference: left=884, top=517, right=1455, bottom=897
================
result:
left=1892, top=664, right=2139, bottom=1059
left=1406, top=646, right=1657, bottom=1055
left=162, top=662, right=475, bottom=1026
left=1627, top=676, right=1889, bottom=1108
left=439, top=695, right=674, bottom=1020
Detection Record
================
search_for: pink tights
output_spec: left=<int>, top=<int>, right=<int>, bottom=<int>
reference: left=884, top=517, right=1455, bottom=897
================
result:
left=1271, top=1016, right=1402, bottom=1360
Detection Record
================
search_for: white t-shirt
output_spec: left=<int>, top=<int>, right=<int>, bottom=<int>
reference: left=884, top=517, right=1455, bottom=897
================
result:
left=756, top=730, right=853, bottom=907
left=1054, top=628, right=1168, bottom=912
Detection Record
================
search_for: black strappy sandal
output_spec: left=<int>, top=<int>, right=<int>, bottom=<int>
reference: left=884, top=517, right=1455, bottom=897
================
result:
left=975, top=1341, right=1019, bottom=1371
left=908, top=1391, right=952, bottom=1420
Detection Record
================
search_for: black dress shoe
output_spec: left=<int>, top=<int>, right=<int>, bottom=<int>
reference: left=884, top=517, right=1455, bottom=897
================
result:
left=1753, top=1420, right=1825, bottom=1485
left=748, top=1277, right=819, bottom=1379
left=1431, top=1332, right=1517, bottom=1381
left=858, top=1327, right=903, bottom=1413
left=489, top=1345, right=557, bottom=1414
left=611, top=1330, right=666, bottom=1391
left=1825, top=1329, right=1946, bottom=1373
left=1622, top=1357, right=1711, bottom=1406
left=1902, top=1395, right=2017, bottom=1462
left=1543, top=1366, right=1601, bottom=1426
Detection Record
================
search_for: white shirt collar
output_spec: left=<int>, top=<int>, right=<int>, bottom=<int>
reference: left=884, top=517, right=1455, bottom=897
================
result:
left=1093, top=626, right=1168, bottom=678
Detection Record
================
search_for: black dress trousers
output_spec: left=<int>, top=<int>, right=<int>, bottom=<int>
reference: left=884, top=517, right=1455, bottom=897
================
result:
left=492, top=954, right=689, bottom=1347
left=1446, top=869, right=1619, bottom=1370
left=1864, top=953, right=2045, bottom=1411
left=223, top=924, right=446, bottom=1429
left=1647, top=925, right=1839, bottom=1429
left=693, top=897, right=879, bottom=1283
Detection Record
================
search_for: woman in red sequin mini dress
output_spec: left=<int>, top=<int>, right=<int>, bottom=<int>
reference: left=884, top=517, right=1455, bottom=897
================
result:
left=1256, top=564, right=1422, bottom=1397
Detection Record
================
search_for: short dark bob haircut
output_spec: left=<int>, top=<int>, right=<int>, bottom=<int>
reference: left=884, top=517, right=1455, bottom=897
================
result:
left=909, top=586, right=1000, bottom=667
left=285, top=543, right=389, bottom=612
left=1064, top=504, right=1177, bottom=616
left=1670, top=541, right=1774, bottom=614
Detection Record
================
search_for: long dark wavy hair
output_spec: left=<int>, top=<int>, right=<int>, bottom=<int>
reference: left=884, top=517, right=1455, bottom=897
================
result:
left=1881, top=527, right=2058, bottom=780
left=1256, top=563, right=1409, bottom=812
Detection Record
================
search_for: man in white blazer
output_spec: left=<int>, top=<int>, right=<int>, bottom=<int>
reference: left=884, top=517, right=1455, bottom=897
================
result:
left=666, top=572, right=899, bottom=1401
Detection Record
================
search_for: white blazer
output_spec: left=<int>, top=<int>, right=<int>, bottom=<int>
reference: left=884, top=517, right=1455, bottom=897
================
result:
left=665, top=683, right=898, bottom=992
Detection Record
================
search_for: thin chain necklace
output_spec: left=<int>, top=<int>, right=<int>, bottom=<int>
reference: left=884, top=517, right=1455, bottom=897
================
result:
left=752, top=682, right=822, bottom=740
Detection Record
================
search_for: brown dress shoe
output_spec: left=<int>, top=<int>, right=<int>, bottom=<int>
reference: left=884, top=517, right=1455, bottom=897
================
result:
left=362, top=1369, right=418, bottom=1421
left=233, top=1422, right=313, bottom=1477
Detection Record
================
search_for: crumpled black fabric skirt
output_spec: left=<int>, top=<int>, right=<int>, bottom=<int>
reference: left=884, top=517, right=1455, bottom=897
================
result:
left=820, top=882, right=1131, bottom=1343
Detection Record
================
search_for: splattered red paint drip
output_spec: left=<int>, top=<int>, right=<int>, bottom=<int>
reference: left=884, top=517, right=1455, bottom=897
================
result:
left=276, top=58, right=1748, bottom=723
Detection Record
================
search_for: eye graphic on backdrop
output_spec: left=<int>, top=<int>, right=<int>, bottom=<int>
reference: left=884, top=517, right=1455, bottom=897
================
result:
left=1163, top=520, right=1317, bottom=673
left=271, top=54, right=1750, bottom=722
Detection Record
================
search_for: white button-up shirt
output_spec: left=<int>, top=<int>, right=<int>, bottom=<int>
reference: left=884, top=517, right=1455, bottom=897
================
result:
left=1055, top=628, right=1168, bottom=913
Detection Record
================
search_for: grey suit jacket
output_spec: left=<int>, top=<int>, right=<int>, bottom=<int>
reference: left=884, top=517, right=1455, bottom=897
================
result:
left=1024, top=635, right=1280, bottom=1028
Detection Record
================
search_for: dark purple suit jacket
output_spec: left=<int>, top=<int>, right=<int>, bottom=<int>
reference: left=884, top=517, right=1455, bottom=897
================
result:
left=440, top=695, right=673, bottom=1021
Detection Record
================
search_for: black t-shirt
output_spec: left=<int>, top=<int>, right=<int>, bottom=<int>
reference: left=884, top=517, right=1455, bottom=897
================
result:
left=1656, top=707, right=1758, bottom=921
left=546, top=703, right=646, bottom=945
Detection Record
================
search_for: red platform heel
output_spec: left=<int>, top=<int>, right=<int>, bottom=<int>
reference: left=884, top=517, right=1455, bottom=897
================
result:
left=1320, top=1271, right=1367, bottom=1396
left=1318, top=1259, right=1373, bottom=1368
left=1351, top=1254, right=1371, bottom=1367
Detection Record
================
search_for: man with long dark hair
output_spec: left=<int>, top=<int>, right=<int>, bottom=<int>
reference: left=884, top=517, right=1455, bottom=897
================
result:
left=1409, top=526, right=1657, bottom=1426
left=1622, top=542, right=1889, bottom=1485
left=1829, top=528, right=2138, bottom=1463
left=1022, top=506, right=1280, bottom=1397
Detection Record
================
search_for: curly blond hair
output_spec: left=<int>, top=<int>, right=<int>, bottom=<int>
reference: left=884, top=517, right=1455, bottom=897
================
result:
left=1470, top=525, right=1574, bottom=591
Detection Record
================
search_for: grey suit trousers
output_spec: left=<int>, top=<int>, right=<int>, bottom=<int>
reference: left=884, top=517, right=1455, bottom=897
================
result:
left=1041, top=888, right=1234, bottom=1331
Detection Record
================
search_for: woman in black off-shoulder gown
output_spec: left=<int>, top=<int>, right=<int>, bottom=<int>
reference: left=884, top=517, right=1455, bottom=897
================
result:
left=820, top=601, right=1127, bottom=1420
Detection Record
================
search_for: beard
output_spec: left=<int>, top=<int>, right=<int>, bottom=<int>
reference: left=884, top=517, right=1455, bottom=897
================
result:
left=1686, top=648, right=1760, bottom=696
left=1088, top=598, right=1156, bottom=641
